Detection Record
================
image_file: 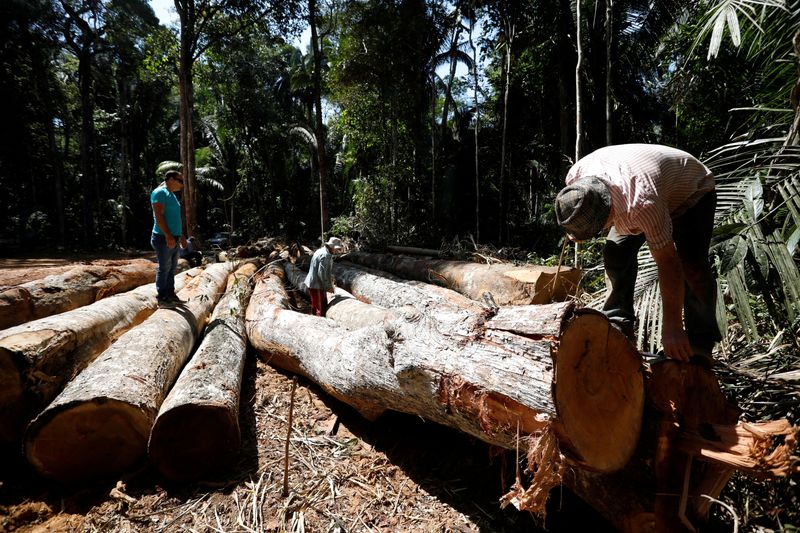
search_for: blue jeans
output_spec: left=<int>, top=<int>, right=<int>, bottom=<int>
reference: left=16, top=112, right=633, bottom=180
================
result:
left=151, top=233, right=180, bottom=299
left=602, top=191, right=722, bottom=352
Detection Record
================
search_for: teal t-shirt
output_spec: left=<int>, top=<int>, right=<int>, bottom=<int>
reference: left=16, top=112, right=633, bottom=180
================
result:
left=150, top=185, right=182, bottom=237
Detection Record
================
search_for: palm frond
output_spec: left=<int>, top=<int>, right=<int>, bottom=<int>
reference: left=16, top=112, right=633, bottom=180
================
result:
left=289, top=124, right=318, bottom=150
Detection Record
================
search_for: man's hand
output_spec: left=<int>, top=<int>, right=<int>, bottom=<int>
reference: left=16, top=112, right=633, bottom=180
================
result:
left=166, top=235, right=177, bottom=249
left=662, top=327, right=692, bottom=362
left=180, top=236, right=188, bottom=249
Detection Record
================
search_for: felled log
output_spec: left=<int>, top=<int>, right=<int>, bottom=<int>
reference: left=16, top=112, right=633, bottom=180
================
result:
left=0, top=268, right=201, bottom=444
left=283, top=262, right=398, bottom=328
left=342, top=251, right=581, bottom=304
left=24, top=262, right=236, bottom=482
left=249, top=263, right=645, bottom=474
left=235, top=237, right=276, bottom=259
left=148, top=261, right=260, bottom=481
left=0, top=259, right=160, bottom=330
left=386, top=245, right=443, bottom=257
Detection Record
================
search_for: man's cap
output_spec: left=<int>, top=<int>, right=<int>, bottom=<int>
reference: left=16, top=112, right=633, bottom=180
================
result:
left=554, top=176, right=612, bottom=241
left=325, top=236, right=344, bottom=250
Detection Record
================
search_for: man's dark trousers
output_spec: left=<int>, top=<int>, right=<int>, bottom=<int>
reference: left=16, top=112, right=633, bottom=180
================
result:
left=602, top=191, right=722, bottom=353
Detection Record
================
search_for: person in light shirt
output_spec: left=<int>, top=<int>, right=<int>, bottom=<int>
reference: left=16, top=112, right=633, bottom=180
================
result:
left=304, top=237, right=345, bottom=317
left=554, top=144, right=721, bottom=365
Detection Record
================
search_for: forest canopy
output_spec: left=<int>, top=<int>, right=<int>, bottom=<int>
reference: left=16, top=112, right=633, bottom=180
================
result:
left=0, top=0, right=797, bottom=257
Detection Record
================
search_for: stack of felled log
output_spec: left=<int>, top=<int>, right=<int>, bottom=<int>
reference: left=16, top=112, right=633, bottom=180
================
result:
left=1, top=256, right=262, bottom=483
left=1, top=244, right=796, bottom=533
left=246, top=249, right=798, bottom=533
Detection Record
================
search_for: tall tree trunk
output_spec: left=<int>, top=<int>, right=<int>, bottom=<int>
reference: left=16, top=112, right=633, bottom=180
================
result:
left=469, top=13, right=481, bottom=243
left=78, top=45, right=96, bottom=245
left=310, top=0, right=329, bottom=239
left=431, top=77, right=437, bottom=220
left=575, top=0, right=584, bottom=161
left=498, top=15, right=513, bottom=244
left=177, top=0, right=197, bottom=237
left=118, top=78, right=130, bottom=247
left=605, top=0, right=613, bottom=145
left=440, top=23, right=462, bottom=139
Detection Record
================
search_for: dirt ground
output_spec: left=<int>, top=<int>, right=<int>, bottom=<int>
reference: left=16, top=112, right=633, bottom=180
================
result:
left=0, top=254, right=614, bottom=533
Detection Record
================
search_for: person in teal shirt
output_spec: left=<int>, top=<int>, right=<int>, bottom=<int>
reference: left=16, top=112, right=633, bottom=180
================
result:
left=150, top=170, right=186, bottom=305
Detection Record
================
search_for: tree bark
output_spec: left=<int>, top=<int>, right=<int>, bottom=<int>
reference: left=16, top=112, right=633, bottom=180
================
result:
left=0, top=269, right=200, bottom=445
left=24, top=262, right=236, bottom=482
left=251, top=262, right=644, bottom=473
left=341, top=252, right=581, bottom=305
left=309, top=0, right=329, bottom=238
left=0, top=259, right=159, bottom=330
left=148, top=261, right=260, bottom=481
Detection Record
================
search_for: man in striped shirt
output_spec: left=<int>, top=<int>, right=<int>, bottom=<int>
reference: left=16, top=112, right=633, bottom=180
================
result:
left=554, top=144, right=721, bottom=364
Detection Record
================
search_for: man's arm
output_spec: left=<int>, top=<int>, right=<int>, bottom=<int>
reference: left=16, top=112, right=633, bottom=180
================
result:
left=650, top=244, right=692, bottom=361
left=152, top=203, right=176, bottom=249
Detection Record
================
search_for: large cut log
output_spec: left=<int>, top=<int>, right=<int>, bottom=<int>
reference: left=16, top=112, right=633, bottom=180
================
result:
left=280, top=262, right=797, bottom=531
left=148, top=261, right=260, bottom=481
left=0, top=259, right=161, bottom=330
left=342, top=251, right=581, bottom=304
left=24, top=262, right=236, bottom=482
left=249, top=263, right=645, bottom=474
left=0, top=269, right=201, bottom=444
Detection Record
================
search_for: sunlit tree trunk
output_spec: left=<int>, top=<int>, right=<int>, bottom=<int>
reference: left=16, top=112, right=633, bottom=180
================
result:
left=498, top=8, right=514, bottom=244
left=574, top=0, right=584, bottom=268
left=469, top=10, right=480, bottom=243
left=605, top=0, right=613, bottom=146
left=176, top=0, right=197, bottom=238
left=575, top=0, right=583, bottom=162
left=309, top=0, right=329, bottom=239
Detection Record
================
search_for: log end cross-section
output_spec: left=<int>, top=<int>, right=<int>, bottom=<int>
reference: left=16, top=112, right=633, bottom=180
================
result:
left=149, top=404, right=240, bottom=482
left=25, top=399, right=151, bottom=481
left=555, top=310, right=644, bottom=473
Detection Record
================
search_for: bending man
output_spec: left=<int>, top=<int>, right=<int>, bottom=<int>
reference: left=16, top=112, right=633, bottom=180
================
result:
left=554, top=144, right=721, bottom=363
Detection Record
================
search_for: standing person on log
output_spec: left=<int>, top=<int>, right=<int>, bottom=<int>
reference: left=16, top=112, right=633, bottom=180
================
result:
left=151, top=170, right=187, bottom=307
left=304, top=237, right=344, bottom=317
left=554, top=144, right=721, bottom=364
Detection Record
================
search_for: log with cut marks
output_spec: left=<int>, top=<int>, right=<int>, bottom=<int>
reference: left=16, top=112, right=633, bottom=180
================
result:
left=0, top=268, right=201, bottom=444
left=342, top=251, right=581, bottom=304
left=24, top=262, right=236, bottom=482
left=252, top=262, right=645, bottom=474
left=148, top=261, right=260, bottom=481
left=0, top=259, right=160, bottom=330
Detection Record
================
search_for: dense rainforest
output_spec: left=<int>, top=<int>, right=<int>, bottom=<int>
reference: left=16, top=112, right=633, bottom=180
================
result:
left=1, top=0, right=800, bottom=530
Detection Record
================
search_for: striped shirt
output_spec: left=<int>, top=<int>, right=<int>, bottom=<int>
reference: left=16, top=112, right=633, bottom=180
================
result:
left=565, top=144, right=714, bottom=249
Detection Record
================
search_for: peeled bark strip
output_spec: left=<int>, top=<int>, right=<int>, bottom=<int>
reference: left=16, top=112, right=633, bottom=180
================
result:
left=343, top=251, right=581, bottom=304
left=0, top=259, right=159, bottom=330
left=24, top=262, right=236, bottom=482
left=149, top=261, right=260, bottom=481
left=0, top=269, right=200, bottom=444
left=249, top=265, right=644, bottom=474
